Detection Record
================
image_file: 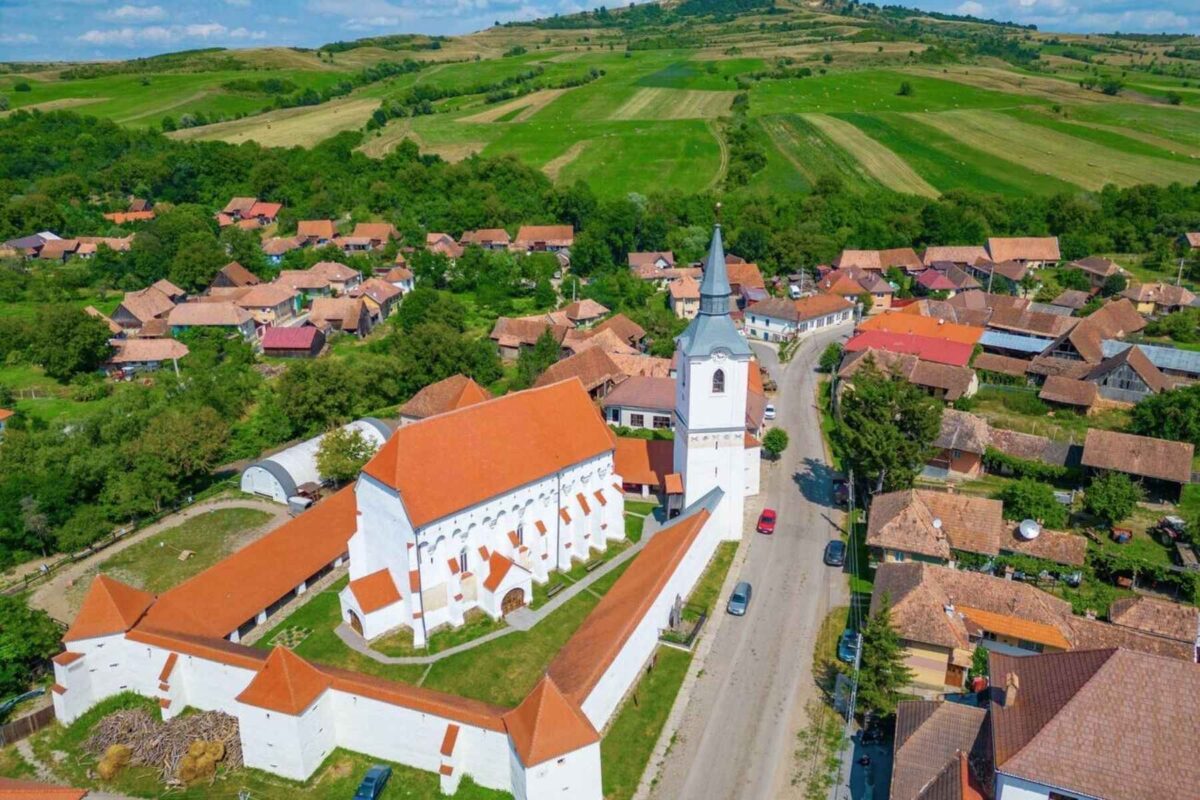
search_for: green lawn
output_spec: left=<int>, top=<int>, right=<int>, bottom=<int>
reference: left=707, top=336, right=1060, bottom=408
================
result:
left=844, top=511, right=873, bottom=596
left=600, top=646, right=692, bottom=800
left=812, top=605, right=852, bottom=693
left=962, top=386, right=1131, bottom=443
left=29, top=693, right=509, bottom=799
left=625, top=514, right=645, bottom=544
left=0, top=745, right=34, bottom=780
left=65, top=508, right=274, bottom=615
left=373, top=609, right=507, bottom=658
left=683, top=541, right=737, bottom=622
left=624, top=500, right=659, bottom=517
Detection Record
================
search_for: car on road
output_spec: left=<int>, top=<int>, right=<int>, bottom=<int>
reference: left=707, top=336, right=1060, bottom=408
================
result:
left=824, top=539, right=846, bottom=567
left=727, top=581, right=752, bottom=616
left=832, top=477, right=849, bottom=508
left=764, top=403, right=777, bottom=420
left=756, top=508, right=777, bottom=535
left=354, top=765, right=392, bottom=799
left=837, top=629, right=859, bottom=663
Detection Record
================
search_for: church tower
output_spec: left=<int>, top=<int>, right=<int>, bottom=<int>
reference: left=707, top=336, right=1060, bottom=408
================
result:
left=673, top=222, right=753, bottom=540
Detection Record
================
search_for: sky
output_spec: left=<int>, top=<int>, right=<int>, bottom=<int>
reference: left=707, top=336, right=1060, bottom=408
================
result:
left=0, top=0, right=1194, bottom=62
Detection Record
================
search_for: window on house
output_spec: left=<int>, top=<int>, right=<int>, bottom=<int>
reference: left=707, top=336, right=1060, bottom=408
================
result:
left=712, top=369, right=725, bottom=394
left=630, top=413, right=645, bottom=427
left=1017, top=639, right=1044, bottom=653
left=1048, top=793, right=1080, bottom=800
left=653, top=415, right=671, bottom=429
left=517, top=525, right=524, bottom=546
left=609, top=408, right=619, bottom=422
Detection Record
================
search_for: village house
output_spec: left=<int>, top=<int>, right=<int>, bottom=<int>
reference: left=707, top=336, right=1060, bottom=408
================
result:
left=889, top=699, right=990, bottom=800
left=533, top=348, right=627, bottom=400
left=601, top=376, right=676, bottom=430
left=743, top=294, right=854, bottom=342
left=1037, top=298, right=1145, bottom=365
left=106, top=338, right=189, bottom=376
left=627, top=251, right=675, bottom=278
left=922, top=246, right=989, bottom=268
left=309, top=297, right=373, bottom=337
left=276, top=270, right=333, bottom=299
left=964, top=259, right=1029, bottom=295
left=234, top=284, right=301, bottom=326
left=988, top=648, right=1200, bottom=800
left=0, top=409, right=11, bottom=437
left=986, top=236, right=1060, bottom=268
left=308, top=261, right=362, bottom=294
left=1081, top=428, right=1194, bottom=500
left=612, top=437, right=676, bottom=497
left=398, top=375, right=490, bottom=426
left=560, top=299, right=610, bottom=327
left=1107, top=595, right=1199, bottom=653
left=1182, top=231, right=1200, bottom=251
left=212, top=261, right=261, bottom=289
left=348, top=278, right=403, bottom=320
left=426, top=232, right=464, bottom=260
left=262, top=236, right=305, bottom=263
left=591, top=314, right=645, bottom=349
left=513, top=225, right=574, bottom=253
left=489, top=317, right=571, bottom=360
left=1068, top=255, right=1123, bottom=289
left=260, top=326, right=325, bottom=359
left=669, top=274, right=701, bottom=319
left=351, top=222, right=399, bottom=249
left=1049, top=288, right=1090, bottom=311
left=111, top=286, right=176, bottom=331
left=871, top=562, right=1193, bottom=695
left=218, top=197, right=282, bottom=228
left=297, top=220, right=337, bottom=245
left=1121, top=280, right=1197, bottom=315
left=832, top=247, right=923, bottom=273
left=866, top=489, right=1086, bottom=568
left=460, top=228, right=511, bottom=250
left=382, top=265, right=415, bottom=294
left=838, top=348, right=977, bottom=402
left=167, top=302, right=256, bottom=339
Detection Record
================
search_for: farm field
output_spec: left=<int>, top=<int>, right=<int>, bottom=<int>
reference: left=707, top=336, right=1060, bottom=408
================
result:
left=4, top=1, right=1200, bottom=198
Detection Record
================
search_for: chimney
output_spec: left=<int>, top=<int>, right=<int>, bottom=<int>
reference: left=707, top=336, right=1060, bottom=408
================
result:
left=1002, top=672, right=1020, bottom=708
left=944, top=602, right=955, bottom=617
left=1004, top=565, right=1015, bottom=581
left=1084, top=609, right=1097, bottom=620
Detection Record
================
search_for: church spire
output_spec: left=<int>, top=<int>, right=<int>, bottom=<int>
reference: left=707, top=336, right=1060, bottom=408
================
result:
left=699, top=222, right=733, bottom=317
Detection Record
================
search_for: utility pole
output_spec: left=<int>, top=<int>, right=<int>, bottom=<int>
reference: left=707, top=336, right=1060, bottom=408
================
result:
left=1177, top=256, right=1185, bottom=288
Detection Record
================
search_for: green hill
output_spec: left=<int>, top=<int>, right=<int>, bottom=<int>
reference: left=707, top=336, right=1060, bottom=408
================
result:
left=3, top=0, right=1199, bottom=198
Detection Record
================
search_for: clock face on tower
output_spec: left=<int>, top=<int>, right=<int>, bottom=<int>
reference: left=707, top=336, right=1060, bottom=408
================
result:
left=712, top=349, right=728, bottom=362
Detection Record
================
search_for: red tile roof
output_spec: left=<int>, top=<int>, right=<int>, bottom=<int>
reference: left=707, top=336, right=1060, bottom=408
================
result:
left=64, top=575, right=155, bottom=643
left=613, top=437, right=674, bottom=488
left=501, top=676, right=598, bottom=767
left=363, top=380, right=615, bottom=528
left=858, top=312, right=984, bottom=345
left=261, top=326, right=320, bottom=351
left=0, top=777, right=88, bottom=799
left=236, top=646, right=329, bottom=715
left=845, top=330, right=974, bottom=367
left=349, top=569, right=402, bottom=614
left=483, top=552, right=514, bottom=592
left=398, top=375, right=490, bottom=421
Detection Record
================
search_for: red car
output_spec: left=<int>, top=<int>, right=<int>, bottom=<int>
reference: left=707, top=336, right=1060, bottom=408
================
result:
left=756, top=508, right=777, bottom=535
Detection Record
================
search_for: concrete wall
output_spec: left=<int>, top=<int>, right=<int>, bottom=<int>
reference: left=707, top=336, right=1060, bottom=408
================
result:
left=513, top=741, right=602, bottom=800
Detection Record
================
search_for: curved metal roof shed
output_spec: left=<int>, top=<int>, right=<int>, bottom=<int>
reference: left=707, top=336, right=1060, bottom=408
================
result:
left=240, top=418, right=392, bottom=504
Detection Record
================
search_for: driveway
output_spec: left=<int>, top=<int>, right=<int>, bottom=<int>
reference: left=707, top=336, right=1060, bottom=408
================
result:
left=647, top=326, right=852, bottom=800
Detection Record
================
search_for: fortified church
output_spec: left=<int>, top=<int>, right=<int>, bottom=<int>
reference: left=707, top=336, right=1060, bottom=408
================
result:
left=51, top=225, right=755, bottom=800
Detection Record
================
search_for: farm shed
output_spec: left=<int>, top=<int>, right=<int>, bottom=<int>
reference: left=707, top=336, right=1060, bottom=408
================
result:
left=240, top=418, right=392, bottom=504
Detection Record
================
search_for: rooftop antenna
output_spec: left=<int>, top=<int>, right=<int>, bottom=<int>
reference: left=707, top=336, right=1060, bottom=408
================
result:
left=715, top=201, right=722, bottom=223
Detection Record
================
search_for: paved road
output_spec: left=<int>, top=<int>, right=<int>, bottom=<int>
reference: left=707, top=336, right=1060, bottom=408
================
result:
left=648, top=327, right=852, bottom=800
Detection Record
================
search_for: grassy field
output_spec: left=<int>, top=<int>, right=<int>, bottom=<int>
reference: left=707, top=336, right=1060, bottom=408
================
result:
left=63, top=508, right=274, bottom=615
left=7, top=5, right=1200, bottom=199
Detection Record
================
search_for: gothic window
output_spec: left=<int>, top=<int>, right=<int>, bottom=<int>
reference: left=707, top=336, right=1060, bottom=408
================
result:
left=458, top=548, right=468, bottom=573
left=712, top=369, right=725, bottom=394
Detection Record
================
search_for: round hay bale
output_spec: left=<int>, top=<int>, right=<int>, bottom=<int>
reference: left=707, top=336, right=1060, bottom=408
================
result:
left=205, top=740, right=225, bottom=761
left=97, top=757, right=122, bottom=781
left=187, top=740, right=208, bottom=758
left=177, top=757, right=199, bottom=784
left=105, top=744, right=132, bottom=766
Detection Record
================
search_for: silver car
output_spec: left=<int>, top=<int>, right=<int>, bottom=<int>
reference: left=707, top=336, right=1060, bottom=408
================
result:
left=727, top=581, right=752, bottom=616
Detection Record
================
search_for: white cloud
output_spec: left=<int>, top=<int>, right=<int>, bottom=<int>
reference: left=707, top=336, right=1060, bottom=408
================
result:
left=99, top=4, right=167, bottom=21
left=76, top=21, right=267, bottom=47
left=955, top=1, right=985, bottom=15
left=0, top=32, right=39, bottom=44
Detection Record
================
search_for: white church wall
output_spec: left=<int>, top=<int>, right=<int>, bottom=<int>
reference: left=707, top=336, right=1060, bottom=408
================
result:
left=238, top=693, right=337, bottom=781
left=176, top=652, right=258, bottom=714
left=744, top=445, right=761, bottom=496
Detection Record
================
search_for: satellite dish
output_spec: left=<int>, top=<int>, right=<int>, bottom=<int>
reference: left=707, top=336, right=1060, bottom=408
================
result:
left=932, top=518, right=943, bottom=530
left=1019, top=519, right=1041, bottom=540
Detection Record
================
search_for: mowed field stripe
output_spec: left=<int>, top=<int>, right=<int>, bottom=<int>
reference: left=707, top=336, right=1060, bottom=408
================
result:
left=168, top=97, right=381, bottom=148
left=610, top=87, right=735, bottom=120
left=910, top=109, right=1200, bottom=190
left=801, top=113, right=938, bottom=197
left=458, top=88, right=570, bottom=124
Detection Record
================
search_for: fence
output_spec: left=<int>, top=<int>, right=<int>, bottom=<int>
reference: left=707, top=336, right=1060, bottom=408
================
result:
left=0, top=705, right=55, bottom=746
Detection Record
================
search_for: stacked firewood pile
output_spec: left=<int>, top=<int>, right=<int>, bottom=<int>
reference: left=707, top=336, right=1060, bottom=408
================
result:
left=83, top=708, right=243, bottom=785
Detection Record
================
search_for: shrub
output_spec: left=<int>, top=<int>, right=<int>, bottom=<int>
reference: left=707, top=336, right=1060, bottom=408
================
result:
left=1084, top=472, right=1143, bottom=526
left=897, top=81, right=914, bottom=96
left=1000, top=477, right=1068, bottom=528
left=13, top=82, right=31, bottom=92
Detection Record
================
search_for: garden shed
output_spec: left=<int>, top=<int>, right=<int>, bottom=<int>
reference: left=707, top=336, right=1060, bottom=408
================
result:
left=240, top=418, right=393, bottom=504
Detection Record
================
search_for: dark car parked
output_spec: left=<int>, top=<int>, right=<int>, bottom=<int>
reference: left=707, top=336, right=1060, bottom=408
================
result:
left=824, top=539, right=846, bottom=567
left=354, top=765, right=392, bottom=799
left=727, top=581, right=752, bottom=616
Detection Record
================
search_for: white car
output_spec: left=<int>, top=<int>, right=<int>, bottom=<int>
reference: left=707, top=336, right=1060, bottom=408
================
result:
left=764, top=404, right=776, bottom=420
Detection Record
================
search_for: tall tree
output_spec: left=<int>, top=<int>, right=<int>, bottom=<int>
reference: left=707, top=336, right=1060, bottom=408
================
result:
left=832, top=361, right=942, bottom=494
left=1084, top=472, right=1143, bottom=526
left=0, top=595, right=62, bottom=700
left=31, top=307, right=112, bottom=382
left=512, top=329, right=561, bottom=390
left=857, top=593, right=915, bottom=719
left=762, top=427, right=789, bottom=460
left=316, top=426, right=379, bottom=486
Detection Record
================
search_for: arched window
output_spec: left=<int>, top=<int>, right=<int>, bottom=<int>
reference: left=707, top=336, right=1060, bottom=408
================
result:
left=458, top=547, right=468, bottom=574
left=712, top=369, right=725, bottom=394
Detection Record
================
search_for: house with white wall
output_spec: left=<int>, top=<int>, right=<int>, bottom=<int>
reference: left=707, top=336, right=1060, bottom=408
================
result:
left=744, top=294, right=854, bottom=342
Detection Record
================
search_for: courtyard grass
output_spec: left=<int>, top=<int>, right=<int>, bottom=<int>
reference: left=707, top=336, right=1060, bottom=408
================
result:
left=30, top=693, right=509, bottom=799
left=63, top=508, right=274, bottom=616
left=600, top=646, right=692, bottom=800
left=0, top=745, right=34, bottom=780
left=624, top=499, right=659, bottom=517
left=961, top=386, right=1130, bottom=443
left=373, top=609, right=508, bottom=658
left=812, top=605, right=852, bottom=694
left=682, top=541, right=737, bottom=622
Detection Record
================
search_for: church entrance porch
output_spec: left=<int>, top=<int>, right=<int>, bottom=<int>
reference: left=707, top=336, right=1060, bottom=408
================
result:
left=348, top=609, right=363, bottom=636
left=502, top=588, right=526, bottom=615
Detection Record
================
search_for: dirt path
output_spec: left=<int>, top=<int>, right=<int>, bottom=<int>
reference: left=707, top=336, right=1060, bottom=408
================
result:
left=29, top=498, right=290, bottom=623
left=0, top=97, right=105, bottom=117
left=705, top=120, right=730, bottom=191
left=115, top=90, right=211, bottom=124
left=542, top=140, right=589, bottom=181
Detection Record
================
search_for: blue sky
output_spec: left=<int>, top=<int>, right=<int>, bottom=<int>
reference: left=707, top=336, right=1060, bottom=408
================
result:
left=0, top=0, right=1194, bottom=62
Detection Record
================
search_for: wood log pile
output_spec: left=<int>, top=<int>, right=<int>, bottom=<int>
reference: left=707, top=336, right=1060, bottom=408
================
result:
left=83, top=708, right=243, bottom=785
